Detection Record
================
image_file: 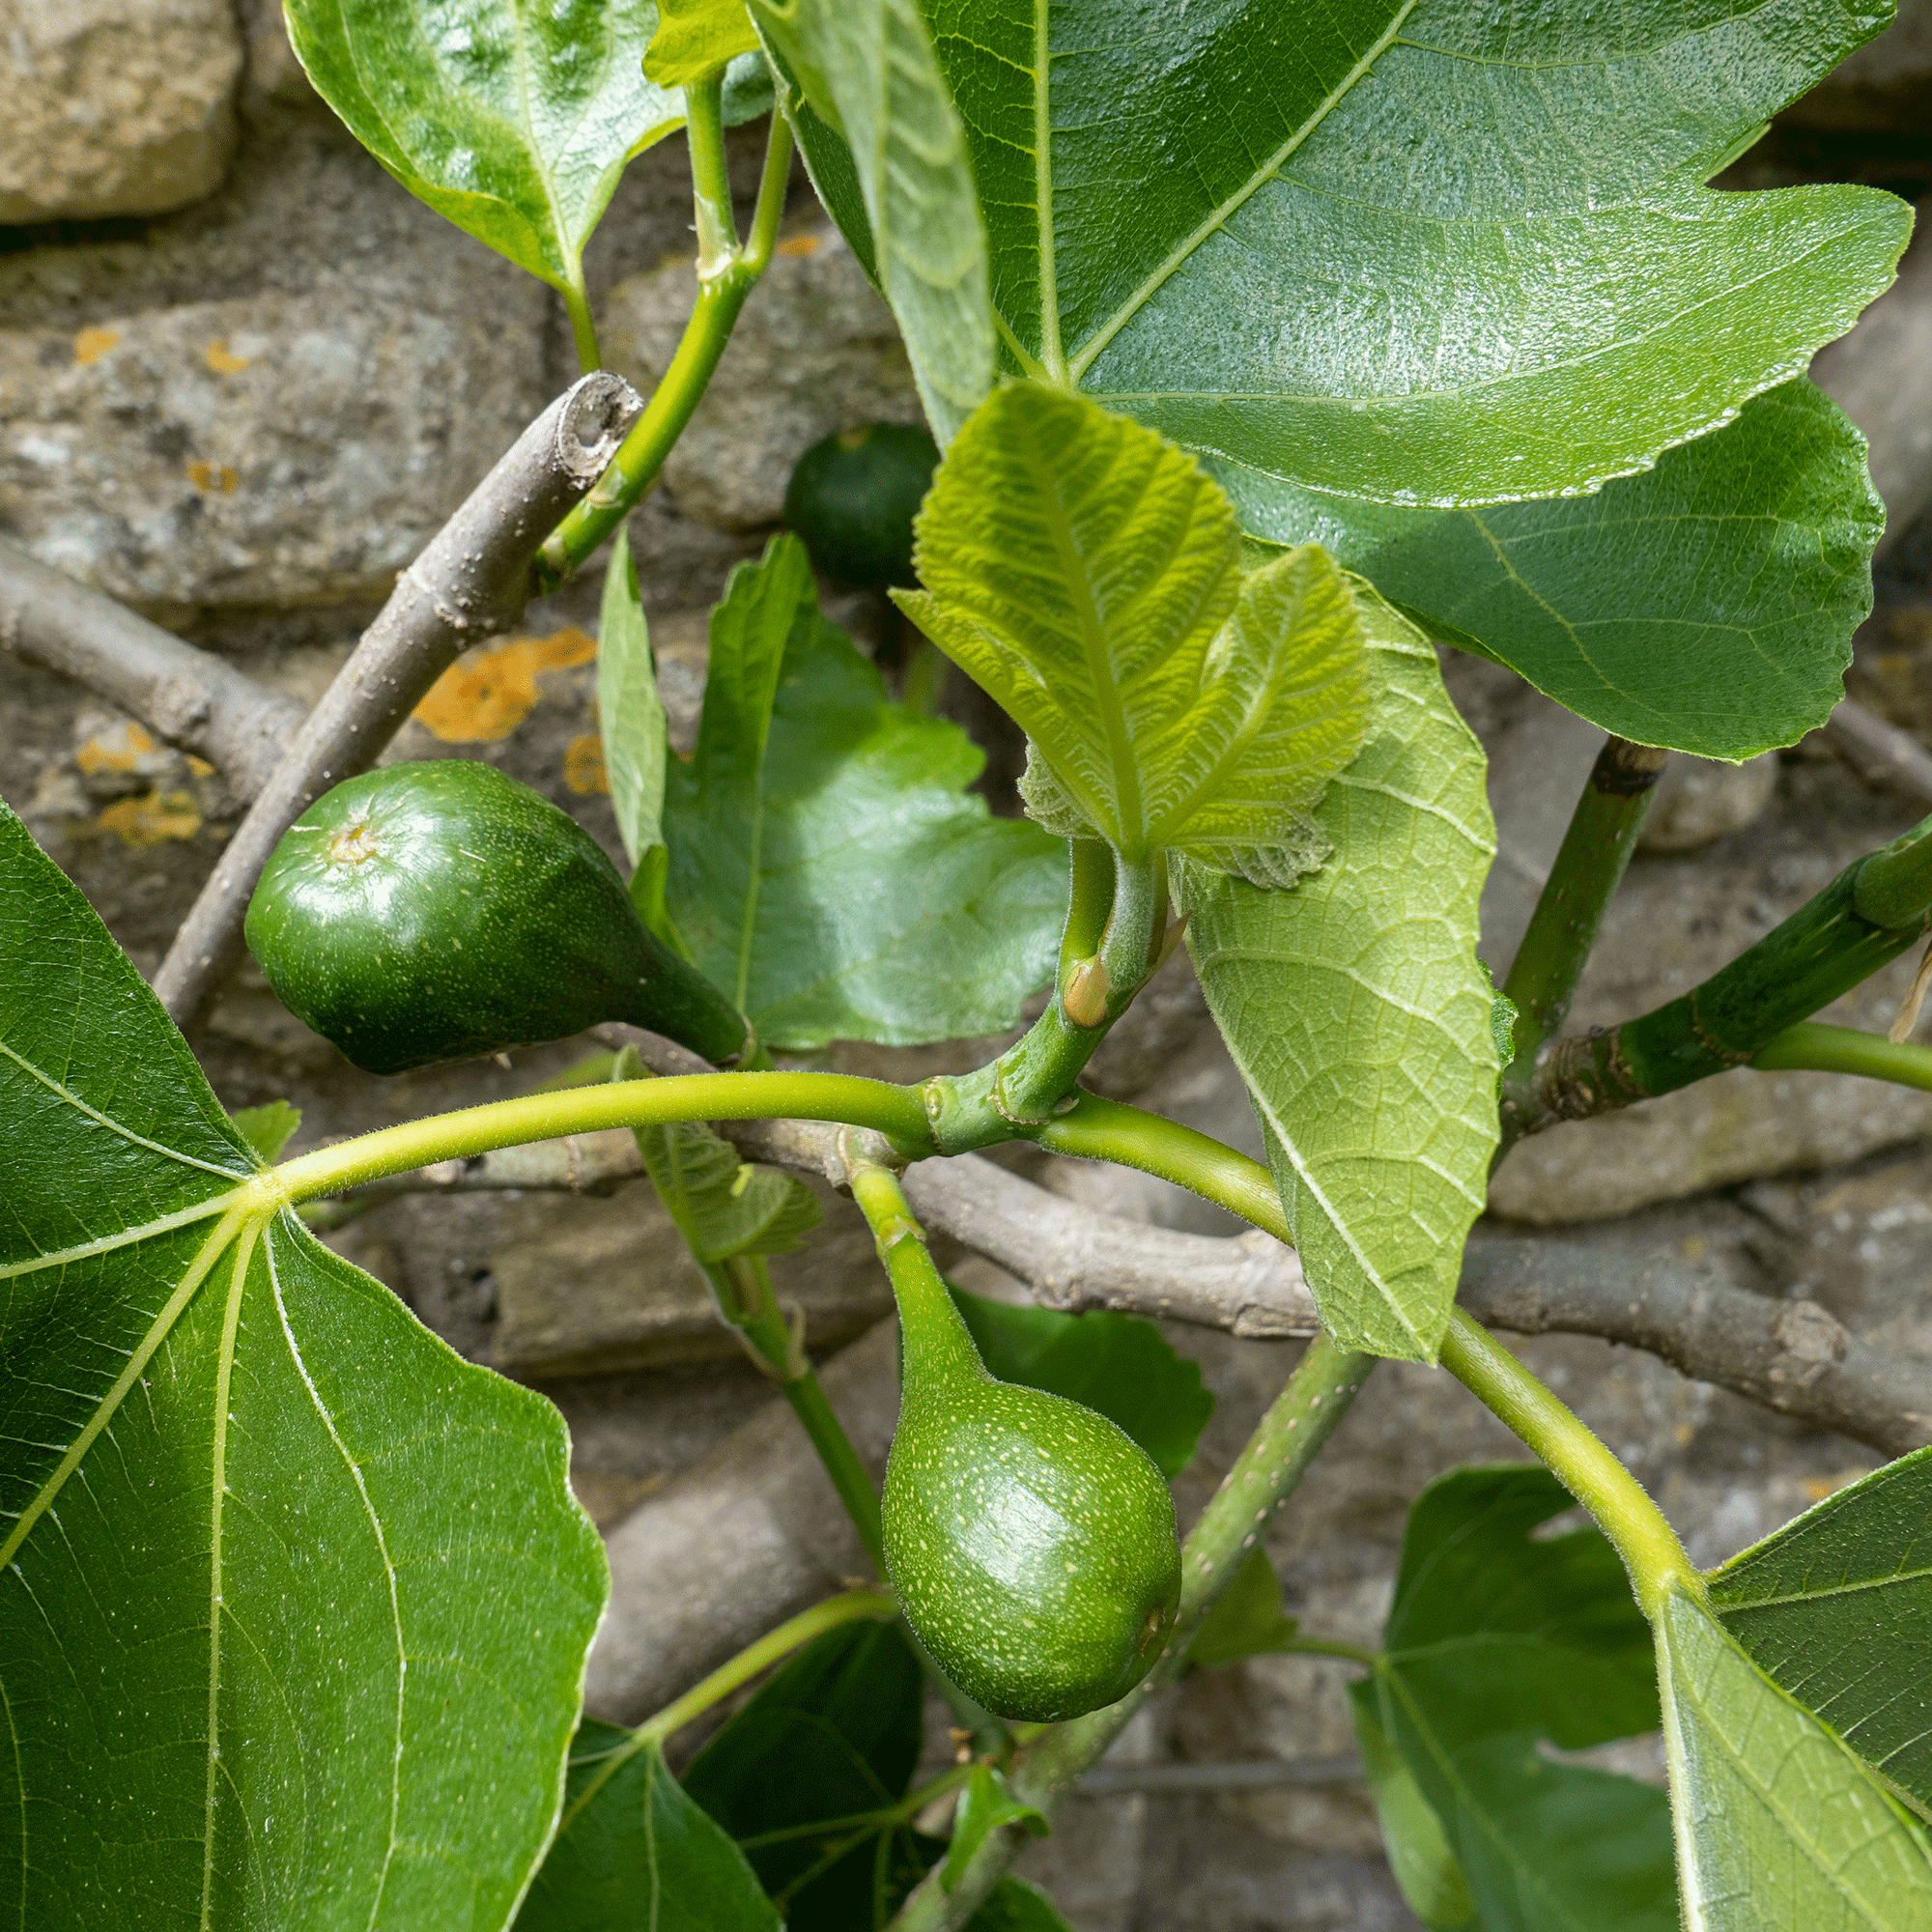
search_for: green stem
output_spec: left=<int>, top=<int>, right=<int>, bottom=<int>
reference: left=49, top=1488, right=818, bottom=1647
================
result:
left=1750, top=1020, right=1932, bottom=1091
left=684, top=72, right=737, bottom=275
left=534, top=107, right=794, bottom=592
left=1498, top=737, right=1668, bottom=1148
left=270, top=1070, right=932, bottom=1203
left=1276, top=1636, right=1378, bottom=1668
left=892, top=1336, right=1373, bottom=1931
left=781, top=1358, right=887, bottom=1573
left=561, top=278, right=603, bottom=373
left=1524, top=812, right=1932, bottom=1132
left=560, top=1589, right=895, bottom=1830
left=1437, top=1309, right=1698, bottom=1619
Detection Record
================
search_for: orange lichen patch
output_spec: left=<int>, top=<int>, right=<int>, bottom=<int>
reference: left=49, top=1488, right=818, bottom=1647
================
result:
left=186, top=755, right=215, bottom=778
left=564, top=733, right=610, bottom=795
left=413, top=627, right=598, bottom=744
left=206, top=338, right=251, bottom=374
left=187, top=461, right=238, bottom=494
left=73, top=327, right=121, bottom=367
left=776, top=233, right=822, bottom=257
left=96, top=790, right=201, bottom=846
left=75, top=721, right=157, bottom=775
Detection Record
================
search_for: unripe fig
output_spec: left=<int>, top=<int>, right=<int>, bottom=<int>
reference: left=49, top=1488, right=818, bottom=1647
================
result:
left=783, top=422, right=940, bottom=589
left=244, top=760, right=747, bottom=1075
left=883, top=1264, right=1181, bottom=1722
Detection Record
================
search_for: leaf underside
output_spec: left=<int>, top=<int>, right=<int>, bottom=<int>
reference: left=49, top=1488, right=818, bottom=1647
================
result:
left=1179, top=581, right=1498, bottom=1361
left=0, top=805, right=606, bottom=1928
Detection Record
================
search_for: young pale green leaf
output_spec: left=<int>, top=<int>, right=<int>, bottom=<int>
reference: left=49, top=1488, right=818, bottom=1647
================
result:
left=284, top=0, right=768, bottom=301
left=647, top=0, right=760, bottom=86
left=1709, top=1445, right=1932, bottom=1811
left=517, top=1723, right=780, bottom=1932
left=965, top=1879, right=1077, bottom=1930
left=0, top=803, right=606, bottom=1928
left=683, top=1619, right=930, bottom=1927
left=598, top=526, right=669, bottom=873
left=949, top=1285, right=1214, bottom=1479
left=747, top=0, right=992, bottom=440
left=1223, top=382, right=1883, bottom=761
left=1178, top=583, right=1497, bottom=1361
left=1348, top=1685, right=1474, bottom=1931
left=901, top=384, right=1372, bottom=888
left=1367, top=1467, right=1677, bottom=1932
left=664, top=535, right=1066, bottom=1049
left=1656, top=1587, right=1932, bottom=1929
left=914, top=0, right=1908, bottom=507
left=634, top=1115, right=821, bottom=1263
left=228, top=1096, right=301, bottom=1163
left=1188, top=1546, right=1300, bottom=1670
left=942, top=1765, right=1048, bottom=1891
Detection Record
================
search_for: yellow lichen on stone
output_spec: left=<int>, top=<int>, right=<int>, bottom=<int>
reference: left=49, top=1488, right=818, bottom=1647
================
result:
left=412, top=628, right=598, bottom=744
left=96, top=790, right=201, bottom=845
left=564, top=734, right=609, bottom=795
left=72, top=327, right=120, bottom=367
left=206, top=338, right=251, bottom=373
left=75, top=722, right=156, bottom=775
left=187, top=461, right=238, bottom=494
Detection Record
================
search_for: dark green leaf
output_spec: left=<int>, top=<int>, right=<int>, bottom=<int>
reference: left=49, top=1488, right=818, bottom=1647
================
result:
left=663, top=535, right=1067, bottom=1049
left=228, top=1097, right=300, bottom=1163
left=748, top=0, right=993, bottom=440
left=647, top=0, right=759, bottom=86
left=1348, top=1684, right=1474, bottom=1930
left=942, top=1765, right=1048, bottom=1891
left=949, top=1286, right=1213, bottom=1479
left=964, top=1876, right=1076, bottom=1930
left=1188, top=1546, right=1299, bottom=1670
left=518, top=1722, right=779, bottom=1931
left=599, top=526, right=669, bottom=874
left=921, top=0, right=1907, bottom=507
left=1709, top=1445, right=1932, bottom=1810
left=900, top=384, right=1372, bottom=889
left=285, top=0, right=769, bottom=303
left=1223, top=383, right=1882, bottom=760
left=683, top=1619, right=928, bottom=1929
left=1655, top=1586, right=1932, bottom=1928
left=0, top=803, right=607, bottom=1926
left=1178, top=582, right=1497, bottom=1361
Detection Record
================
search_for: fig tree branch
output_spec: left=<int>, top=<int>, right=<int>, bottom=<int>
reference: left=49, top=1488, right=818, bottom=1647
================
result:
left=152, top=369, right=645, bottom=1030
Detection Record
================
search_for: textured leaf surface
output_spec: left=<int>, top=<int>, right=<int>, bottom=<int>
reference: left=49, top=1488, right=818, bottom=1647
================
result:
left=664, top=536, right=1066, bottom=1048
left=1367, top=1467, right=1675, bottom=1932
left=1349, top=1687, right=1474, bottom=1930
left=1178, top=582, right=1496, bottom=1360
left=1710, top=1446, right=1932, bottom=1810
left=1222, top=382, right=1883, bottom=759
left=1657, top=1587, right=1932, bottom=1930
left=748, top=0, right=992, bottom=440
left=228, top=1097, right=300, bottom=1163
left=902, top=384, right=1372, bottom=886
left=950, top=1285, right=1214, bottom=1479
left=599, top=527, right=669, bottom=873
left=634, top=1114, right=821, bottom=1262
left=942, top=1765, right=1047, bottom=1890
left=1189, top=1547, right=1300, bottom=1670
left=286, top=0, right=768, bottom=297
left=646, top=0, right=759, bottom=86
left=517, top=1722, right=780, bottom=1932
left=919, top=0, right=1908, bottom=506
left=0, top=805, right=606, bottom=1928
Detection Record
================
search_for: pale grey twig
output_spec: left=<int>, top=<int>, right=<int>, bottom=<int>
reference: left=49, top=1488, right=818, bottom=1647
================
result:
left=1823, top=695, right=1932, bottom=810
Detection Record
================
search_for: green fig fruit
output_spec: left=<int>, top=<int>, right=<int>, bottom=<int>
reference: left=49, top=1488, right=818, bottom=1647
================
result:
left=883, top=1259, right=1182, bottom=1722
left=782, top=422, right=940, bottom=590
left=244, top=759, right=747, bottom=1075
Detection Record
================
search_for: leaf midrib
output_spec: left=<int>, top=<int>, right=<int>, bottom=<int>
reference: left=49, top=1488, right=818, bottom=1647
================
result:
left=1715, top=1559, right=1932, bottom=1613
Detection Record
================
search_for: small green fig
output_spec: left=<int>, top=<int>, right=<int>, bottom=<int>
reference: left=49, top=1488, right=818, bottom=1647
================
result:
left=783, top=422, right=940, bottom=589
left=883, top=1262, right=1181, bottom=1722
left=244, top=759, right=747, bottom=1075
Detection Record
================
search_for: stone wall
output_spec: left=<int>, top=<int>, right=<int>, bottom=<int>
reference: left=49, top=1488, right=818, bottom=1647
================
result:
left=1, top=11, right=1929, bottom=1930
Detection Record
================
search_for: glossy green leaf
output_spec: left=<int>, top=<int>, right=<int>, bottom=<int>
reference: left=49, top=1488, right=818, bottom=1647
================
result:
left=1188, top=1546, right=1300, bottom=1670
left=965, top=1878, right=1076, bottom=1930
left=647, top=0, right=760, bottom=86
left=683, top=1619, right=931, bottom=1930
left=918, top=0, right=1908, bottom=507
left=599, top=526, right=669, bottom=874
left=1349, top=1685, right=1474, bottom=1931
left=1177, top=582, right=1497, bottom=1360
left=748, top=0, right=993, bottom=441
left=1656, top=1586, right=1932, bottom=1929
left=1368, top=1467, right=1676, bottom=1932
left=228, top=1097, right=300, bottom=1163
left=1709, top=1445, right=1932, bottom=1811
left=664, top=535, right=1067, bottom=1049
left=950, top=1285, right=1213, bottom=1479
left=517, top=1722, right=779, bottom=1932
left=1224, top=382, right=1884, bottom=760
left=0, top=803, right=607, bottom=1927
left=942, top=1765, right=1048, bottom=1891
left=901, top=384, right=1373, bottom=888
left=285, top=0, right=770, bottom=301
